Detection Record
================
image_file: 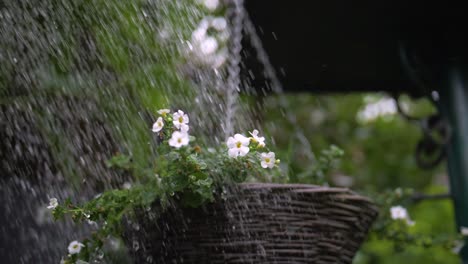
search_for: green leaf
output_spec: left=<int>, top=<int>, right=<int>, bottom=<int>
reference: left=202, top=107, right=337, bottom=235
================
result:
left=106, top=154, right=132, bottom=169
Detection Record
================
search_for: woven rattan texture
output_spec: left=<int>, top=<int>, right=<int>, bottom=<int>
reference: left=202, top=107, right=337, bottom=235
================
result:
left=126, top=183, right=378, bottom=264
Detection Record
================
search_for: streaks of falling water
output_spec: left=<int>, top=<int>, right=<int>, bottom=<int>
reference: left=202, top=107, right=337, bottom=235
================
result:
left=223, top=0, right=244, bottom=139
left=0, top=0, right=314, bottom=263
left=0, top=0, right=209, bottom=263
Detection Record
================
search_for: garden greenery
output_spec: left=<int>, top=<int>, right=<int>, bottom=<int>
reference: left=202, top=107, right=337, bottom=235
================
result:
left=370, top=187, right=463, bottom=252
left=50, top=109, right=282, bottom=263
left=39, top=0, right=464, bottom=262
left=48, top=109, right=465, bottom=263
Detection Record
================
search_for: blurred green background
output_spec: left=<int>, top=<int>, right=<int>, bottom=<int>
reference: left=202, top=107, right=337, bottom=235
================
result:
left=259, top=93, right=459, bottom=264
left=1, top=0, right=460, bottom=262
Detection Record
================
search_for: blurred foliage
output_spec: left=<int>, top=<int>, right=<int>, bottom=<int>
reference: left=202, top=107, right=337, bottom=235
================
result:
left=1, top=0, right=462, bottom=262
left=53, top=110, right=281, bottom=263
left=0, top=0, right=202, bottom=178
left=260, top=92, right=459, bottom=263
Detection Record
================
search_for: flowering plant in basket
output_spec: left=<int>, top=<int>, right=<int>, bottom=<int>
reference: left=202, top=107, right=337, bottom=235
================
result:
left=50, top=109, right=280, bottom=264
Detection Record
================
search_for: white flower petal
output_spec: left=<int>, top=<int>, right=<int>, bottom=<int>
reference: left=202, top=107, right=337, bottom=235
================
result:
left=212, top=17, right=227, bottom=31
left=168, top=131, right=189, bottom=148
left=197, top=17, right=210, bottom=30
left=226, top=137, right=236, bottom=148
left=462, top=227, right=468, bottom=236
left=157, top=109, right=170, bottom=115
left=239, top=146, right=250, bottom=156
left=181, top=135, right=190, bottom=146
left=235, top=134, right=250, bottom=146
left=250, top=129, right=266, bottom=147
left=390, top=205, right=413, bottom=225
left=152, top=117, right=164, bottom=132
left=203, top=0, right=219, bottom=11
left=180, top=124, right=190, bottom=133
left=250, top=129, right=259, bottom=137
left=168, top=136, right=180, bottom=148
left=233, top=134, right=244, bottom=140
left=68, top=241, right=85, bottom=255
left=173, top=110, right=189, bottom=129
left=260, top=152, right=276, bottom=169
left=228, top=148, right=239, bottom=158
left=199, top=37, right=218, bottom=55
left=47, top=198, right=58, bottom=209
left=192, top=28, right=207, bottom=43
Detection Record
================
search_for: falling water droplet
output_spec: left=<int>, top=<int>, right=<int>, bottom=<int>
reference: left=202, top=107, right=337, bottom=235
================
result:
left=133, top=240, right=140, bottom=251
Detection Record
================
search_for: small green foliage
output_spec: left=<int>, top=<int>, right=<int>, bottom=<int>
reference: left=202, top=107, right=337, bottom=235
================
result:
left=105, top=154, right=132, bottom=169
left=52, top=109, right=280, bottom=263
left=368, top=187, right=462, bottom=253
left=292, top=144, right=344, bottom=184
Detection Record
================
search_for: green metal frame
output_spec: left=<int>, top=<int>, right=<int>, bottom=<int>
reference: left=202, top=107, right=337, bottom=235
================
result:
left=439, top=65, right=468, bottom=263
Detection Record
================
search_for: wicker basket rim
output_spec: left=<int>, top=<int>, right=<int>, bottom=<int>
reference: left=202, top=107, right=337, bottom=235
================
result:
left=238, top=183, right=376, bottom=204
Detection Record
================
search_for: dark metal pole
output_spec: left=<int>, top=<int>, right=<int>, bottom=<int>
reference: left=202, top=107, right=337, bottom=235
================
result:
left=439, top=65, right=468, bottom=262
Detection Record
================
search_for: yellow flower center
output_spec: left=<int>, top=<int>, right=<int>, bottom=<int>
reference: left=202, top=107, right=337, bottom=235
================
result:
left=236, top=142, right=242, bottom=148
left=177, top=138, right=182, bottom=143
left=265, top=158, right=271, bottom=163
left=73, top=245, right=78, bottom=249
left=158, top=122, right=162, bottom=127
left=178, top=116, right=183, bottom=123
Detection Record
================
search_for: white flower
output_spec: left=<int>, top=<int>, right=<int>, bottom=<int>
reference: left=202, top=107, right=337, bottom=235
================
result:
left=87, top=220, right=98, bottom=228
left=249, top=129, right=266, bottom=147
left=152, top=117, right=164, bottom=133
left=260, top=152, right=276, bottom=168
left=461, top=226, right=468, bottom=236
left=189, top=17, right=229, bottom=68
left=199, top=36, right=218, bottom=55
left=157, top=109, right=170, bottom=116
left=452, top=240, right=465, bottom=254
left=68, top=240, right=85, bottom=255
left=168, top=131, right=190, bottom=148
left=122, top=182, right=132, bottom=189
left=202, top=0, right=219, bottom=11
left=212, top=17, right=227, bottom=31
left=172, top=110, right=189, bottom=129
left=192, top=27, right=207, bottom=43
left=180, top=124, right=190, bottom=133
left=47, top=198, right=58, bottom=209
left=390, top=205, right=415, bottom=226
left=227, top=134, right=250, bottom=158
left=390, top=205, right=408, bottom=220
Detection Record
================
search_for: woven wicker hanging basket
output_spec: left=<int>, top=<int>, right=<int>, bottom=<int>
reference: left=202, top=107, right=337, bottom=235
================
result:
left=126, top=183, right=379, bottom=264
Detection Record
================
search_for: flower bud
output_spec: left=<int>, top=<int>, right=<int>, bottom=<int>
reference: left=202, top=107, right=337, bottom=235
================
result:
left=194, top=145, right=202, bottom=153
